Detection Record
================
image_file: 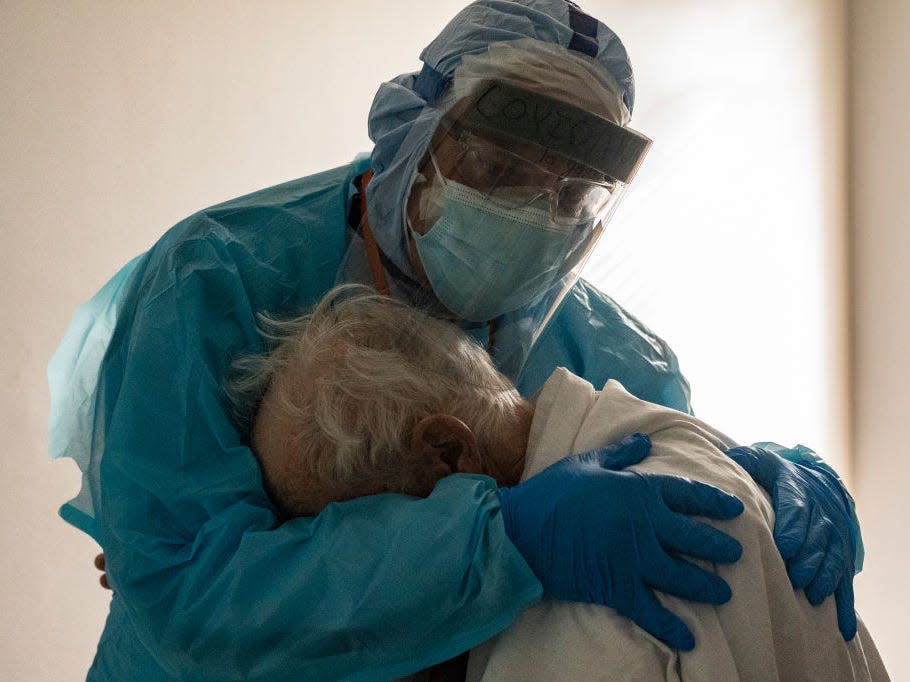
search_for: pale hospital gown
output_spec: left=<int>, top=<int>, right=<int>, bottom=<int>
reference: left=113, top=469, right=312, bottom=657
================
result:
left=467, top=368, right=888, bottom=682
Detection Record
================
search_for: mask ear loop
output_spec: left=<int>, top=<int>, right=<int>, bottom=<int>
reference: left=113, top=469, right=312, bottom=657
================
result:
left=357, top=170, right=391, bottom=297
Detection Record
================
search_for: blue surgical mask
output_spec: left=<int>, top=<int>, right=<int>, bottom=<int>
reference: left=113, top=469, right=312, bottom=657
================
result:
left=411, top=180, right=577, bottom=322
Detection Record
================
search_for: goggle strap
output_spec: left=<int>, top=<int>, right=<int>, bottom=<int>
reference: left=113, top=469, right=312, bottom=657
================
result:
left=415, top=63, right=453, bottom=102
left=566, top=2, right=599, bottom=59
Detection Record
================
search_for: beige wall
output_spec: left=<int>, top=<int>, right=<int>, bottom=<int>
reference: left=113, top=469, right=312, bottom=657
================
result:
left=0, top=1, right=903, bottom=679
left=850, top=1, right=910, bottom=679
left=0, top=2, right=464, bottom=678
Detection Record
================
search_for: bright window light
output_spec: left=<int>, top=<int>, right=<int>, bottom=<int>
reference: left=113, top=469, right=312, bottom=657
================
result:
left=582, top=0, right=847, bottom=473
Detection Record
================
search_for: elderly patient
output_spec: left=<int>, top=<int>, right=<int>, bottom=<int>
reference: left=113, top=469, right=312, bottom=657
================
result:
left=232, top=285, right=888, bottom=682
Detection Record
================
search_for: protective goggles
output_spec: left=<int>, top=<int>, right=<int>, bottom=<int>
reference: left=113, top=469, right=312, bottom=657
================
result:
left=427, top=128, right=619, bottom=227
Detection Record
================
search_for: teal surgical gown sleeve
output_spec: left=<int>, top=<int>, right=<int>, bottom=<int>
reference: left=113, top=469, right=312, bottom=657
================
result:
left=86, top=160, right=541, bottom=681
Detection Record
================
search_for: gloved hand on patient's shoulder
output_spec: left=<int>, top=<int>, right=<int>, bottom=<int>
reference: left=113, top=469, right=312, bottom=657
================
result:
left=725, top=444, right=858, bottom=641
left=498, top=432, right=744, bottom=651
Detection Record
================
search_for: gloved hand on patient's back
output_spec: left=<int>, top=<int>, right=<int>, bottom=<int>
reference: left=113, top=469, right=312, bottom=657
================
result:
left=498, top=432, right=745, bottom=652
left=725, top=445, right=859, bottom=641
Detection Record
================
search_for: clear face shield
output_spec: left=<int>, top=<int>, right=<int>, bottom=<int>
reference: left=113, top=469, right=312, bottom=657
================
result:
left=406, top=78, right=651, bottom=335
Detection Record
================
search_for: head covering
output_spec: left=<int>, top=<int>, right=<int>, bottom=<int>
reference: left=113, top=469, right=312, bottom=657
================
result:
left=365, top=0, right=635, bottom=278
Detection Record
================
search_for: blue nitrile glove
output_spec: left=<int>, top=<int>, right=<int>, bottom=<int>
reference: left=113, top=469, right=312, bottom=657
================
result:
left=498, top=433, right=744, bottom=651
left=725, top=445, right=857, bottom=641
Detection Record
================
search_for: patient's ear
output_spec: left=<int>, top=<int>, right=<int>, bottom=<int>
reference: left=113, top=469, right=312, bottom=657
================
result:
left=409, top=414, right=483, bottom=477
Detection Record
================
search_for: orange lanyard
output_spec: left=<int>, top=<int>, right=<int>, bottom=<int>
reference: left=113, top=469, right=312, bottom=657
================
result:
left=356, top=169, right=498, bottom=356
left=356, top=170, right=391, bottom=297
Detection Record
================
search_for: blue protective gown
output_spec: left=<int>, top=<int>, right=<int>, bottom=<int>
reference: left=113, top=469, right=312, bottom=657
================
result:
left=53, top=156, right=693, bottom=681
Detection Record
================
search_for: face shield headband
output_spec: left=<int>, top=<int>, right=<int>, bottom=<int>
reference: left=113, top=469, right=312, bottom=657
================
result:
left=459, top=80, right=651, bottom=184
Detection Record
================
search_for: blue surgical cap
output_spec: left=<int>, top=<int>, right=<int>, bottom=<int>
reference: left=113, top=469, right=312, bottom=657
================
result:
left=365, top=0, right=635, bottom=279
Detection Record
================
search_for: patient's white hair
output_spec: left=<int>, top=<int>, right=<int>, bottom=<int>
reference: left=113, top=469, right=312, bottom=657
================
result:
left=229, top=284, right=525, bottom=517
